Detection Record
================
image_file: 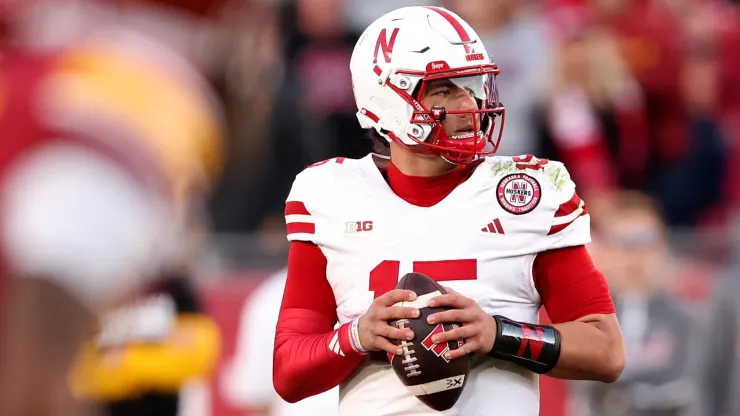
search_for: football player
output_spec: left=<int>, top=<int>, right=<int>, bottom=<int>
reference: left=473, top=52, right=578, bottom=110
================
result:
left=0, top=2, right=224, bottom=414
left=224, top=267, right=339, bottom=416
left=273, top=6, right=625, bottom=415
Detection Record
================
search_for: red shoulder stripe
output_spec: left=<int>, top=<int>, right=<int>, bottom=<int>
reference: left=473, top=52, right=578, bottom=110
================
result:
left=554, top=193, right=583, bottom=218
left=287, top=222, right=315, bottom=235
left=548, top=205, right=588, bottom=235
left=285, top=201, right=311, bottom=216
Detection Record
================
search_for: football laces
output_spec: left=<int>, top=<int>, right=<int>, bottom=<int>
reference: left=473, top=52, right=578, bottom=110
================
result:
left=395, top=319, right=421, bottom=377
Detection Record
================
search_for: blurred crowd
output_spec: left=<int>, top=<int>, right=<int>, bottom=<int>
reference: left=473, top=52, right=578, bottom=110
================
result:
left=199, top=0, right=740, bottom=236
left=2, top=0, right=740, bottom=415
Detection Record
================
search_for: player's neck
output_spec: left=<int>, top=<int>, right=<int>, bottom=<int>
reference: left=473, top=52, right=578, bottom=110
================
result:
left=384, top=144, right=475, bottom=208
left=389, top=143, right=457, bottom=177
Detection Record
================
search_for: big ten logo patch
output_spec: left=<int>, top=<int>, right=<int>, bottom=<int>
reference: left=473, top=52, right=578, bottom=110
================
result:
left=346, top=221, right=374, bottom=233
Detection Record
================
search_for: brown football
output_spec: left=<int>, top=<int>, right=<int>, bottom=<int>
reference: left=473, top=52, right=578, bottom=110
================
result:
left=388, top=272, right=471, bottom=411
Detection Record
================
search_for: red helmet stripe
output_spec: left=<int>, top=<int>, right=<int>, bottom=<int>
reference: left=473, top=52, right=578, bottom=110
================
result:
left=424, top=7, right=473, bottom=54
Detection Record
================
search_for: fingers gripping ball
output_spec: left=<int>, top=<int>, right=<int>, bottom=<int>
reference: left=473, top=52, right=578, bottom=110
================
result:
left=388, top=273, right=470, bottom=411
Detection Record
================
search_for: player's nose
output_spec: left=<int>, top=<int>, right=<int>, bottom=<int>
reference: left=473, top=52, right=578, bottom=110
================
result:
left=455, top=93, right=478, bottom=111
left=452, top=99, right=475, bottom=125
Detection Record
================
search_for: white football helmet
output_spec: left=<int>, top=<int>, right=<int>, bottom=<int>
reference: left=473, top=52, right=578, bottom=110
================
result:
left=350, top=6, right=505, bottom=164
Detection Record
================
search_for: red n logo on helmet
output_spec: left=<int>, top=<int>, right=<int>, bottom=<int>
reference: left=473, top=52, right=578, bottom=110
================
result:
left=373, top=28, right=400, bottom=76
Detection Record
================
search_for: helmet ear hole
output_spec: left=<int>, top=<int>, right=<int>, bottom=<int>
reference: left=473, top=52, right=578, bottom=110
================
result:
left=412, top=82, right=424, bottom=100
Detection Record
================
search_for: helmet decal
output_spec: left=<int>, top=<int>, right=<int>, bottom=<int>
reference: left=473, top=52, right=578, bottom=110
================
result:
left=373, top=28, right=400, bottom=76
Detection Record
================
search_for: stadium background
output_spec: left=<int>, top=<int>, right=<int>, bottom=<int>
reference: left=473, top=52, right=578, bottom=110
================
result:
left=4, top=0, right=740, bottom=415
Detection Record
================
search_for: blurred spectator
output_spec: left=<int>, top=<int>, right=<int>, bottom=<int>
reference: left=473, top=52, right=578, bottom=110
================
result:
left=537, top=10, right=646, bottom=201
left=222, top=268, right=339, bottom=416
left=207, top=0, right=284, bottom=236
left=707, top=0, right=740, bottom=213
left=576, top=191, right=704, bottom=416
left=344, top=0, right=440, bottom=35
left=538, top=0, right=727, bottom=228
left=702, top=215, right=740, bottom=416
left=446, top=0, right=552, bottom=156
left=210, top=0, right=372, bottom=236
left=595, top=0, right=726, bottom=227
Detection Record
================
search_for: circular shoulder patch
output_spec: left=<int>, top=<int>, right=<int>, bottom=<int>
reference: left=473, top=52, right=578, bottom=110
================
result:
left=497, top=173, right=541, bottom=215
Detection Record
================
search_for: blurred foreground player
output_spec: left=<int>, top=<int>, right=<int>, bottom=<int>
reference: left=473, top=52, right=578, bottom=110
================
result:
left=224, top=268, right=339, bottom=416
left=0, top=5, right=225, bottom=416
left=31, top=2, right=231, bottom=415
left=274, top=6, right=625, bottom=415
left=70, top=273, right=220, bottom=416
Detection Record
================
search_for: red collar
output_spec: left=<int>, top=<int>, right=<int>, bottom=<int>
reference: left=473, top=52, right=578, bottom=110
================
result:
left=382, top=161, right=476, bottom=207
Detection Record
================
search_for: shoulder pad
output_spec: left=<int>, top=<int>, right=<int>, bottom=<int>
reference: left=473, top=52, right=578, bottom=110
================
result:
left=285, top=157, right=348, bottom=243
left=484, top=155, right=590, bottom=251
left=484, top=155, right=571, bottom=192
left=293, top=157, right=348, bottom=186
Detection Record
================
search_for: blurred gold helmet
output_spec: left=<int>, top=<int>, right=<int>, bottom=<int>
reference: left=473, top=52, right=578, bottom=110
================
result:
left=48, top=41, right=225, bottom=205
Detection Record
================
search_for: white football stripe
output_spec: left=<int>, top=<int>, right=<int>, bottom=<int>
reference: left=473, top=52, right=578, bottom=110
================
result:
left=287, top=233, right=314, bottom=240
left=329, top=332, right=339, bottom=352
left=285, top=214, right=313, bottom=224
left=405, top=375, right=466, bottom=396
left=332, top=341, right=344, bottom=356
left=551, top=200, right=585, bottom=226
left=393, top=290, right=443, bottom=309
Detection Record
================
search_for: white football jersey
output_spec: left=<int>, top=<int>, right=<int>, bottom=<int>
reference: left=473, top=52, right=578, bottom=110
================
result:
left=223, top=268, right=340, bottom=416
left=284, top=153, right=590, bottom=416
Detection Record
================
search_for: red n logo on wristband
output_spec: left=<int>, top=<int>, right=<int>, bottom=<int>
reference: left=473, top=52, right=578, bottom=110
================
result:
left=517, top=324, right=545, bottom=361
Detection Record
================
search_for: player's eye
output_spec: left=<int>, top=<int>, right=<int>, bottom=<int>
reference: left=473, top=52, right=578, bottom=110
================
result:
left=431, top=87, right=451, bottom=97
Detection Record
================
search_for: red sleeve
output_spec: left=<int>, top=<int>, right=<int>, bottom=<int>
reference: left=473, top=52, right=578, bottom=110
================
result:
left=533, top=245, right=616, bottom=324
left=273, top=241, right=364, bottom=403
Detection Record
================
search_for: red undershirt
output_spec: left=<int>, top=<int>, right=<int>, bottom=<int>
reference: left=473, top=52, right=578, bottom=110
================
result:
left=273, top=160, right=615, bottom=403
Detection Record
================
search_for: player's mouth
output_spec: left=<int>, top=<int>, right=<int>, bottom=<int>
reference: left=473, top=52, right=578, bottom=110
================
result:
left=449, top=128, right=480, bottom=140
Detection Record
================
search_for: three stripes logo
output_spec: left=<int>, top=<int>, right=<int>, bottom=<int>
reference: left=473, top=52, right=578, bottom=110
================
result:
left=328, top=332, right=345, bottom=357
left=481, top=218, right=505, bottom=234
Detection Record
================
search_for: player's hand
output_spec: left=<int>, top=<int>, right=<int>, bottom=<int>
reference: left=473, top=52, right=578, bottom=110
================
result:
left=357, top=289, right=419, bottom=356
left=426, top=287, right=497, bottom=360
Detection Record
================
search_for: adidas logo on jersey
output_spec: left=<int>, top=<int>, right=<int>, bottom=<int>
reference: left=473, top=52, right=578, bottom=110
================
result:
left=481, top=219, right=505, bottom=234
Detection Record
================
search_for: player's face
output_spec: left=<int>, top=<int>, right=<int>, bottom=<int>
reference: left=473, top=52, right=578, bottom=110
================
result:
left=604, top=212, right=666, bottom=294
left=420, top=78, right=481, bottom=141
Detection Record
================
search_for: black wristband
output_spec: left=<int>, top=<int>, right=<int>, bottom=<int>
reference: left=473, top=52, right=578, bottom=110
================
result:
left=487, top=315, right=561, bottom=374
